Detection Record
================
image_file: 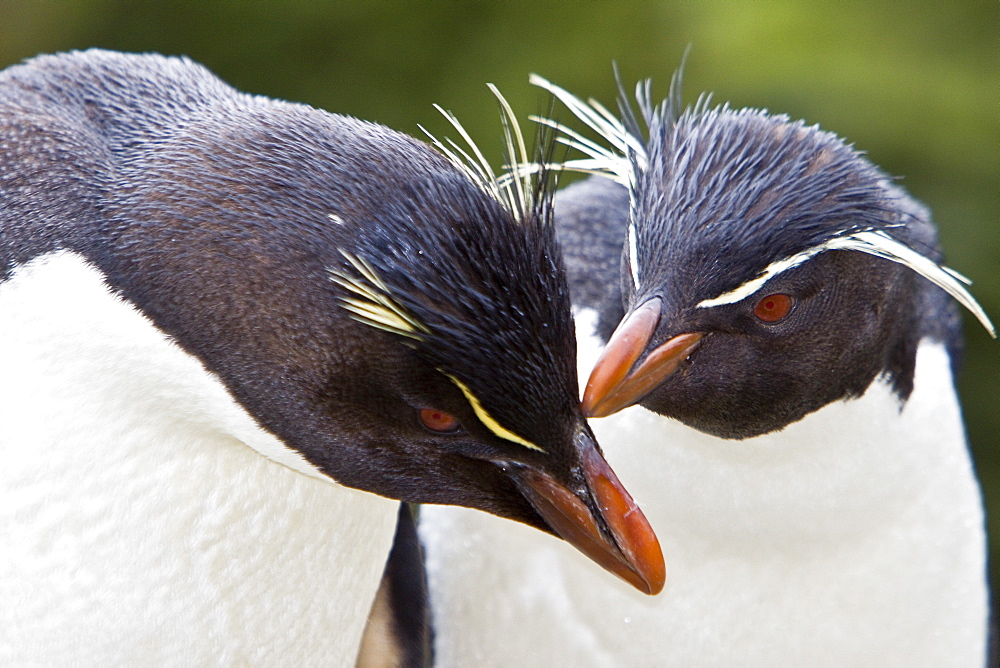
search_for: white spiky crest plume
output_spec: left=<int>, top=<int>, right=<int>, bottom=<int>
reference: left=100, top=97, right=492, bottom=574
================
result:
left=698, top=231, right=995, bottom=336
left=527, top=74, right=642, bottom=190
left=420, top=84, right=538, bottom=222
left=529, top=74, right=995, bottom=337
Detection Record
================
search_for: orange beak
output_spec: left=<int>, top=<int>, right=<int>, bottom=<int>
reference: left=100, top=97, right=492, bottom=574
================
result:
left=582, top=298, right=702, bottom=418
left=513, top=433, right=665, bottom=595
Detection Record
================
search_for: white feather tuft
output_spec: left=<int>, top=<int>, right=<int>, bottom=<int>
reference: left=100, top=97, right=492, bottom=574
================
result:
left=525, top=74, right=643, bottom=187
left=421, top=86, right=538, bottom=220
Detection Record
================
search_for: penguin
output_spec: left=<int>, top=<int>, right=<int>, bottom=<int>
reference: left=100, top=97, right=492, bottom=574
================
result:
left=0, top=50, right=665, bottom=665
left=419, top=70, right=996, bottom=665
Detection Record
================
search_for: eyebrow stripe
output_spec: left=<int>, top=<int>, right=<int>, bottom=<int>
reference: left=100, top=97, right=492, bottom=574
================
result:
left=695, top=231, right=996, bottom=337
left=445, top=374, right=545, bottom=452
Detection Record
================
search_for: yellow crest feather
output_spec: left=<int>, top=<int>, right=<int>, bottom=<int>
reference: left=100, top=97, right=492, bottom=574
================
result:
left=329, top=252, right=429, bottom=339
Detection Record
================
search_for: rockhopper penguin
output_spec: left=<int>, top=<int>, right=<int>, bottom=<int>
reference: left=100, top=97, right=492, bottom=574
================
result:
left=0, top=50, right=664, bottom=665
left=420, top=70, right=996, bottom=665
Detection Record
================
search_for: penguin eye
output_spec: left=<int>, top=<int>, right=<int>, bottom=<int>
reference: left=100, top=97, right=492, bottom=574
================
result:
left=419, top=408, right=462, bottom=433
left=753, top=293, right=794, bottom=323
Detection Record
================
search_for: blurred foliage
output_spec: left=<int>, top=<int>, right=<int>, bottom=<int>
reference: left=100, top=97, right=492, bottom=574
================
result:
left=2, top=0, right=997, bottom=603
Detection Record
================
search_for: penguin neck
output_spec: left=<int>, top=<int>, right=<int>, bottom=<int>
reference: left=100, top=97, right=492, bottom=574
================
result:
left=0, top=250, right=399, bottom=663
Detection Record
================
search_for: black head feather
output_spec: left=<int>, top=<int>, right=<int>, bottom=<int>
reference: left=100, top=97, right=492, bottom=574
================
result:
left=626, top=98, right=923, bottom=310
left=330, top=149, right=578, bottom=453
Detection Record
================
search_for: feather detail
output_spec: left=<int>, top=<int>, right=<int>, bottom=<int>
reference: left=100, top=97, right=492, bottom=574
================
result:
left=420, top=85, right=539, bottom=222
left=329, top=252, right=429, bottom=340
left=525, top=74, right=638, bottom=187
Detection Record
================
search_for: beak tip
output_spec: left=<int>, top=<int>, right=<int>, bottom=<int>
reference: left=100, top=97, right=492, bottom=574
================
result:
left=641, top=551, right=666, bottom=596
left=579, top=446, right=666, bottom=596
left=580, top=392, right=625, bottom=420
left=642, top=574, right=666, bottom=596
left=513, top=453, right=665, bottom=597
left=614, top=543, right=666, bottom=595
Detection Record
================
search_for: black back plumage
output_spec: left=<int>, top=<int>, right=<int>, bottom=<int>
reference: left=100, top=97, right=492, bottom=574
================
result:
left=0, top=49, right=579, bottom=526
left=357, top=503, right=433, bottom=668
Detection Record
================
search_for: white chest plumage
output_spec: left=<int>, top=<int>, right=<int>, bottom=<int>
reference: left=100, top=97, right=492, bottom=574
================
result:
left=0, top=252, right=399, bottom=665
left=421, top=309, right=988, bottom=666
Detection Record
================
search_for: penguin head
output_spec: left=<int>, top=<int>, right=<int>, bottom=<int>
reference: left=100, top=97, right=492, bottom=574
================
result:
left=534, top=71, right=994, bottom=439
left=13, top=52, right=663, bottom=592
left=315, top=106, right=664, bottom=594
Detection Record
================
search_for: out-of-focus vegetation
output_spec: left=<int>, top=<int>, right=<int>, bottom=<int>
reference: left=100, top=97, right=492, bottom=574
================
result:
left=2, top=0, right=996, bottom=603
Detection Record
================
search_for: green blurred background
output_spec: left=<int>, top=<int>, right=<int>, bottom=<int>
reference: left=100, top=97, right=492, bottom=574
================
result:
left=2, top=0, right=996, bottom=604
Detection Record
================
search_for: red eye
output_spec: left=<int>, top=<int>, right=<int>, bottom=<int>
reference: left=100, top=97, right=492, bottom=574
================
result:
left=419, top=408, right=461, bottom=433
left=753, top=293, right=794, bottom=323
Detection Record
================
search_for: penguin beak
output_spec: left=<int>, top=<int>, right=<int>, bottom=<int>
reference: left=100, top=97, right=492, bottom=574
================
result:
left=581, top=298, right=701, bottom=418
left=511, top=434, right=665, bottom=595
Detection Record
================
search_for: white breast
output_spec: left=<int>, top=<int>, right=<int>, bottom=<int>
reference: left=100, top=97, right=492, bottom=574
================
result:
left=421, top=309, right=988, bottom=666
left=0, top=251, right=398, bottom=666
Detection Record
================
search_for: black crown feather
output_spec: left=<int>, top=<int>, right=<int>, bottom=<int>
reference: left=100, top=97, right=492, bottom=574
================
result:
left=330, top=88, right=581, bottom=448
